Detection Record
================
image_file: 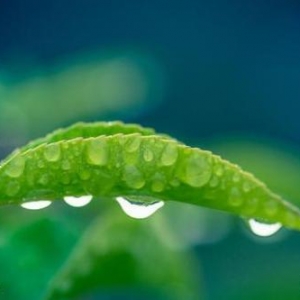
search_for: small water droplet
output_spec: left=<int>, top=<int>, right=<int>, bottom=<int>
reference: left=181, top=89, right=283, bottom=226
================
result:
left=6, top=181, right=20, bottom=196
left=126, top=136, right=141, bottom=153
left=38, top=174, right=49, bottom=185
left=232, top=173, right=240, bottom=183
left=62, top=160, right=71, bottom=170
left=285, top=212, right=297, bottom=227
left=123, top=165, right=145, bottom=189
left=161, top=143, right=178, bottom=166
left=79, top=169, right=91, bottom=180
left=248, top=219, right=282, bottom=237
left=61, top=174, right=71, bottom=185
left=64, top=195, right=92, bottom=207
left=244, top=197, right=258, bottom=214
left=209, top=175, right=219, bottom=188
left=116, top=196, right=164, bottom=219
left=229, top=187, right=243, bottom=207
left=44, top=143, right=61, bottom=162
left=264, top=200, right=279, bottom=216
left=143, top=148, right=154, bottom=162
left=21, top=200, right=52, bottom=210
left=151, top=181, right=165, bottom=192
left=242, top=181, right=251, bottom=193
left=5, top=156, right=25, bottom=178
left=37, top=160, right=45, bottom=168
left=215, top=166, right=224, bottom=176
left=86, top=138, right=108, bottom=166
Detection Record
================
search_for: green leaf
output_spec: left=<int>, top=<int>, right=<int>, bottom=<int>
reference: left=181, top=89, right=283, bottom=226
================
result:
left=44, top=205, right=203, bottom=300
left=0, top=121, right=300, bottom=230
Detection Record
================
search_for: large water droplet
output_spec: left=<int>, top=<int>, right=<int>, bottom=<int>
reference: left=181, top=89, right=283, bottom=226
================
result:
left=86, top=138, right=108, bottom=166
left=44, top=143, right=61, bottom=162
left=178, top=152, right=212, bottom=188
left=21, top=200, right=52, bottom=210
left=126, top=136, right=141, bottom=153
left=64, top=195, right=93, bottom=207
left=5, top=156, right=25, bottom=178
left=248, top=219, right=282, bottom=237
left=161, top=143, right=178, bottom=166
left=123, top=165, right=145, bottom=189
left=116, top=196, right=164, bottom=219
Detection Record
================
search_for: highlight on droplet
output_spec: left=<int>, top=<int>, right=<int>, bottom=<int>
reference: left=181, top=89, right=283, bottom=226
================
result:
left=63, top=195, right=93, bottom=207
left=115, top=196, right=164, bottom=219
left=248, top=219, right=282, bottom=237
left=21, top=200, right=52, bottom=210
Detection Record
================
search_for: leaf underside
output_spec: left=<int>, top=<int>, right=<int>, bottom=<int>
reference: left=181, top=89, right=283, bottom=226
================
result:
left=0, top=121, right=300, bottom=231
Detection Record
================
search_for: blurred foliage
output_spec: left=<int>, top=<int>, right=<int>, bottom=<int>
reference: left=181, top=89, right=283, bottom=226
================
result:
left=0, top=50, right=164, bottom=151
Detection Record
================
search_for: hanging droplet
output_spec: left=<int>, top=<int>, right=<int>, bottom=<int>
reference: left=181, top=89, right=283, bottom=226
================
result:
left=115, top=196, right=164, bottom=219
left=248, top=219, right=282, bottom=237
left=21, top=200, right=52, bottom=210
left=64, top=195, right=93, bottom=207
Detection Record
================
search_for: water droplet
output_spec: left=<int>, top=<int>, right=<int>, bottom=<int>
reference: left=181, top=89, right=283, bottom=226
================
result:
left=151, top=173, right=166, bottom=192
left=6, top=181, right=20, bottom=196
left=126, top=136, right=141, bottom=153
left=5, top=156, right=25, bottom=178
left=248, top=219, right=282, bottom=237
left=62, top=160, right=71, bottom=170
left=123, top=165, right=145, bottom=189
left=215, top=166, right=224, bottom=176
left=38, top=174, right=49, bottom=185
left=61, top=174, right=71, bottom=185
left=64, top=195, right=92, bottom=207
left=79, top=169, right=91, bottom=180
left=264, top=200, right=279, bottom=216
left=37, top=160, right=45, bottom=168
left=229, top=187, right=243, bottom=207
left=151, top=181, right=165, bottom=192
left=285, top=212, right=297, bottom=227
left=44, top=143, right=61, bottom=162
left=232, top=173, right=240, bottom=183
left=242, top=181, right=251, bottom=192
left=21, top=200, right=52, bottom=210
left=116, top=196, right=164, bottom=219
left=244, top=197, right=258, bottom=214
left=86, top=138, right=108, bottom=166
left=178, top=152, right=212, bottom=188
left=161, top=143, right=178, bottom=166
left=143, top=148, right=154, bottom=162
left=209, top=175, right=219, bottom=188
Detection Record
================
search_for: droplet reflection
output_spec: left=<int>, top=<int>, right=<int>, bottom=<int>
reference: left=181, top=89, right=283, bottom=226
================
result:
left=116, top=196, right=164, bottom=219
left=64, top=195, right=93, bottom=207
left=21, top=200, right=52, bottom=210
left=248, top=219, right=282, bottom=237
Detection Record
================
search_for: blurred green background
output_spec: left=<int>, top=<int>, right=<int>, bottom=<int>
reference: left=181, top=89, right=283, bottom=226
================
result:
left=1, top=1, right=300, bottom=299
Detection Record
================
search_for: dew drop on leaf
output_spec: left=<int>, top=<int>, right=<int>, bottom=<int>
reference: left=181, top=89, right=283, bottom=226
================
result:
left=248, top=219, right=282, bottom=237
left=63, top=195, right=93, bottom=207
left=115, top=196, right=164, bottom=219
left=21, top=200, right=52, bottom=210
